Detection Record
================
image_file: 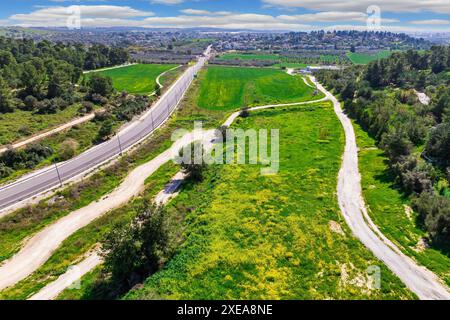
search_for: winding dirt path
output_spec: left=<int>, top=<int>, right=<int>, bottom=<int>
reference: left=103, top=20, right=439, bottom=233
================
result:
left=28, top=170, right=188, bottom=300
left=0, top=129, right=216, bottom=291
left=82, top=63, right=138, bottom=74
left=310, top=76, right=450, bottom=300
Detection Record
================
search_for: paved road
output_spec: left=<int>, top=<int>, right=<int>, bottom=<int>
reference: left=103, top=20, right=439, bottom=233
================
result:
left=311, top=77, right=450, bottom=300
left=0, top=46, right=211, bottom=213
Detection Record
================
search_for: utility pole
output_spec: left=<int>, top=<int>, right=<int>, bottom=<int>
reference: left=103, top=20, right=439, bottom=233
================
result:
left=166, top=99, right=171, bottom=117
left=150, top=111, right=155, bottom=130
left=117, top=134, right=123, bottom=155
left=54, top=161, right=63, bottom=188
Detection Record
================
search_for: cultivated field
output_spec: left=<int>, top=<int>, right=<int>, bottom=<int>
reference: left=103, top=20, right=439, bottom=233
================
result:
left=93, top=64, right=177, bottom=94
left=197, top=66, right=321, bottom=110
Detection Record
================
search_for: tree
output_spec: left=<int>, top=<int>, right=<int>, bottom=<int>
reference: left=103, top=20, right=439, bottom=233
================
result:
left=101, top=202, right=170, bottom=288
left=381, top=129, right=413, bottom=163
left=47, top=70, right=70, bottom=99
left=154, top=83, right=161, bottom=97
left=58, top=139, right=79, bottom=161
left=341, top=81, right=356, bottom=102
left=240, top=106, right=250, bottom=118
left=413, top=192, right=450, bottom=246
left=431, top=86, right=450, bottom=122
left=179, top=142, right=207, bottom=182
left=0, top=50, right=15, bottom=68
left=23, top=95, right=38, bottom=111
left=430, top=46, right=447, bottom=74
left=0, top=163, right=13, bottom=178
left=425, top=123, right=450, bottom=167
left=96, top=119, right=115, bottom=142
left=21, top=60, right=46, bottom=99
left=0, top=76, right=14, bottom=113
left=87, top=73, right=113, bottom=97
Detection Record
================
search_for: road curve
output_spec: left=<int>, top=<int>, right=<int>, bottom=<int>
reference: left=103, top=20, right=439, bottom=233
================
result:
left=311, top=77, right=450, bottom=300
left=0, top=46, right=212, bottom=214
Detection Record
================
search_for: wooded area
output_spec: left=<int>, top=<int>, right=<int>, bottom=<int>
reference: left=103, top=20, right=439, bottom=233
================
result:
left=317, top=46, right=450, bottom=247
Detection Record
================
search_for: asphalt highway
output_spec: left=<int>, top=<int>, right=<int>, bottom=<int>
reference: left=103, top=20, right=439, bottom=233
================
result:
left=0, top=46, right=211, bottom=212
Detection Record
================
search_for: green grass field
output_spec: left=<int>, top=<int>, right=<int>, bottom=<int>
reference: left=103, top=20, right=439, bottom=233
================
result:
left=197, top=66, right=321, bottom=110
left=125, top=103, right=414, bottom=300
left=354, top=121, right=450, bottom=286
left=347, top=51, right=392, bottom=65
left=93, top=64, right=177, bottom=94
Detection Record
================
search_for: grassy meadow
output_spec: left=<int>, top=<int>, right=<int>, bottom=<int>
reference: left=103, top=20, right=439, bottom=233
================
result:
left=197, top=66, right=322, bottom=110
left=92, top=64, right=177, bottom=94
left=0, top=103, right=85, bottom=146
left=125, top=103, right=414, bottom=300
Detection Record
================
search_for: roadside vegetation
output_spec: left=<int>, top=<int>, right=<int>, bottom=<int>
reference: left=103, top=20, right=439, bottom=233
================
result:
left=0, top=44, right=183, bottom=184
left=0, top=162, right=180, bottom=300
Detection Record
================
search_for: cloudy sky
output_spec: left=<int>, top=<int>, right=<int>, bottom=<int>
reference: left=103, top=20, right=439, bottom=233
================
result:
left=1, top=0, right=450, bottom=32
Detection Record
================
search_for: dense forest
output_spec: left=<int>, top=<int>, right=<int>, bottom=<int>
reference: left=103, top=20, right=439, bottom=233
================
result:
left=0, top=37, right=129, bottom=114
left=317, top=46, right=450, bottom=247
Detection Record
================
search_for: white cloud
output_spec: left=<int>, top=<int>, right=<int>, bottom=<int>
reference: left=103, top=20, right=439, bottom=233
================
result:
left=6, top=5, right=449, bottom=32
left=180, top=9, right=212, bottom=15
left=143, top=12, right=312, bottom=30
left=262, top=0, right=450, bottom=14
left=180, top=9, right=232, bottom=16
left=278, top=11, right=399, bottom=24
left=9, top=5, right=154, bottom=27
left=409, top=19, right=450, bottom=25
left=151, top=0, right=185, bottom=5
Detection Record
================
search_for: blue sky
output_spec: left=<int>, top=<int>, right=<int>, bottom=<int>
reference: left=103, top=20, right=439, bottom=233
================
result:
left=1, top=0, right=450, bottom=32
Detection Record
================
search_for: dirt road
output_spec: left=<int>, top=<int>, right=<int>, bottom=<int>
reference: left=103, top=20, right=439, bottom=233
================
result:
left=311, top=76, right=450, bottom=300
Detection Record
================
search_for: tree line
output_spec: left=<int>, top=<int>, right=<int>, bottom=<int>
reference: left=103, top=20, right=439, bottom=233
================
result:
left=0, top=36, right=129, bottom=114
left=317, top=46, right=450, bottom=247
